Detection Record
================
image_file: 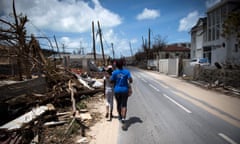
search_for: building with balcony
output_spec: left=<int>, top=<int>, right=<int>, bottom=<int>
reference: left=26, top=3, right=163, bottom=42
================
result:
left=191, top=0, right=240, bottom=66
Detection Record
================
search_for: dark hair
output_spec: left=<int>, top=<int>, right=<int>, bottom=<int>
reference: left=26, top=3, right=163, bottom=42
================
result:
left=116, top=59, right=123, bottom=69
left=107, top=68, right=113, bottom=75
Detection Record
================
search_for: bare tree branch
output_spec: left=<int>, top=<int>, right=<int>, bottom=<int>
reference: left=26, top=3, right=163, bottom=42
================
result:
left=0, top=19, right=16, bottom=29
left=12, top=0, right=19, bottom=27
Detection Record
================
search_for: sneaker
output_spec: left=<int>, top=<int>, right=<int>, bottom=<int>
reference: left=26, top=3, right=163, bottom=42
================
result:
left=121, top=118, right=125, bottom=124
left=121, top=121, right=127, bottom=131
left=118, top=115, right=122, bottom=121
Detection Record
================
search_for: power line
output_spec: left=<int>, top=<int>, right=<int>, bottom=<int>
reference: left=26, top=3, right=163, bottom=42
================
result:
left=28, top=20, right=49, bottom=38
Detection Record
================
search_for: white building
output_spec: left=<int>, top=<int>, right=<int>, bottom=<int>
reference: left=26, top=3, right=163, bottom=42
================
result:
left=190, top=17, right=207, bottom=60
left=191, top=0, right=240, bottom=65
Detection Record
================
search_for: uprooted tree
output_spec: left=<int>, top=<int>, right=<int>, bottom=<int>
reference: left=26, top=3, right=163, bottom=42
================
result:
left=0, top=0, right=67, bottom=83
left=0, top=0, right=87, bottom=95
left=0, top=0, right=31, bottom=80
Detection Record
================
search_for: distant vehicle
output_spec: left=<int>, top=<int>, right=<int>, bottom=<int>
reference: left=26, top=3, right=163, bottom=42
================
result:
left=147, top=60, right=157, bottom=70
left=190, top=58, right=210, bottom=66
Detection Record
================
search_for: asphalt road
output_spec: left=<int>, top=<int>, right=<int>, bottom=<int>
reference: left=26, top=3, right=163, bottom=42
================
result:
left=118, top=67, right=240, bottom=144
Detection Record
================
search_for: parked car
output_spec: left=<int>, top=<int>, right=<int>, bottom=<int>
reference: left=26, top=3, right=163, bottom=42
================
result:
left=190, top=58, right=210, bottom=66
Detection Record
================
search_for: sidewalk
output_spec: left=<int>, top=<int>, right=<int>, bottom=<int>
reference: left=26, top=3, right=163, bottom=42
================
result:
left=88, top=98, right=119, bottom=144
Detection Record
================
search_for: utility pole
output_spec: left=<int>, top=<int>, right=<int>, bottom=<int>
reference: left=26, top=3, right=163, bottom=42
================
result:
left=111, top=43, right=115, bottom=59
left=62, top=43, right=65, bottom=53
left=142, top=36, right=145, bottom=47
left=148, top=28, right=151, bottom=60
left=129, top=42, right=134, bottom=65
left=129, top=42, right=133, bottom=57
left=54, top=35, right=61, bottom=59
left=148, top=28, right=151, bottom=50
left=92, top=21, right=96, bottom=61
left=97, top=21, right=105, bottom=66
left=80, top=41, right=84, bottom=55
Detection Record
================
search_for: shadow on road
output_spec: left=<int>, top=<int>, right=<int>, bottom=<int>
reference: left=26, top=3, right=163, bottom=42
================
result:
left=123, top=116, right=143, bottom=131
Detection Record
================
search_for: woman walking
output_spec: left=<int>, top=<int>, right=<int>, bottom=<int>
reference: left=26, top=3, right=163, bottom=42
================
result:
left=110, top=59, right=133, bottom=130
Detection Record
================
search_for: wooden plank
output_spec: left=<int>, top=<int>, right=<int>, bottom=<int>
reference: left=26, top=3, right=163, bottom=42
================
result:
left=0, top=105, right=52, bottom=131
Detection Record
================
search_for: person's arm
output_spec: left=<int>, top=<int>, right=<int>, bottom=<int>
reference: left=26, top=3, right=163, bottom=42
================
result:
left=128, top=71, right=133, bottom=84
left=103, top=76, right=106, bottom=98
left=110, top=71, right=115, bottom=84
left=128, top=77, right=133, bottom=84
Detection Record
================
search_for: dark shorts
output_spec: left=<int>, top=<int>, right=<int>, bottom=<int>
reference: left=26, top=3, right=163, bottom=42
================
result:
left=115, top=92, right=128, bottom=108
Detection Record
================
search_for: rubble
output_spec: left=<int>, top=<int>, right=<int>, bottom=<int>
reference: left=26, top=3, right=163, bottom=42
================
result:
left=0, top=67, right=105, bottom=143
left=0, top=1, right=107, bottom=143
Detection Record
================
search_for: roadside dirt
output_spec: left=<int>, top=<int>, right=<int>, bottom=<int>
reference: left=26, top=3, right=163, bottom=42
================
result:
left=37, top=92, right=119, bottom=144
left=86, top=93, right=119, bottom=144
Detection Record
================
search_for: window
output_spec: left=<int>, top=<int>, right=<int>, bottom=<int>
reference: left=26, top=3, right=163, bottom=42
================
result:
left=216, top=24, right=220, bottom=39
left=208, top=29, right=211, bottom=41
left=212, top=27, right=215, bottom=40
left=208, top=13, right=212, bottom=27
left=221, top=6, right=227, bottom=20
left=235, top=44, right=238, bottom=52
left=212, top=11, right=216, bottom=26
left=216, top=8, right=221, bottom=40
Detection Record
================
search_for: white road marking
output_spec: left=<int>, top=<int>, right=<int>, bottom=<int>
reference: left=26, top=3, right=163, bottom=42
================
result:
left=149, top=84, right=160, bottom=92
left=163, top=94, right=192, bottom=114
left=152, top=79, right=169, bottom=89
left=218, top=133, right=238, bottom=144
left=141, top=78, right=147, bottom=83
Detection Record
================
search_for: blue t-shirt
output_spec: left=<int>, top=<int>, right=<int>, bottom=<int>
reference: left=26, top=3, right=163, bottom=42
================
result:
left=111, top=68, right=131, bottom=93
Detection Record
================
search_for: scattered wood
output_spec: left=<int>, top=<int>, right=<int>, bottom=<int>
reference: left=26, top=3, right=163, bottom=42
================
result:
left=0, top=1, right=106, bottom=143
left=0, top=104, right=55, bottom=131
left=56, top=111, right=72, bottom=116
left=65, top=118, right=76, bottom=135
left=76, top=137, right=88, bottom=143
left=75, top=112, right=92, bottom=121
left=69, top=80, right=76, bottom=115
left=77, top=76, right=95, bottom=90
left=79, top=109, right=88, bottom=113
left=31, top=135, right=39, bottom=144
left=43, top=121, right=67, bottom=127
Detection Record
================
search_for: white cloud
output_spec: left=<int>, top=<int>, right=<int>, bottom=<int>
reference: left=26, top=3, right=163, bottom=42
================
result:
left=95, top=29, right=138, bottom=58
left=0, top=0, right=122, bottom=33
left=205, top=0, right=221, bottom=8
left=178, top=11, right=200, bottom=32
left=0, top=0, right=138, bottom=57
left=136, top=8, right=160, bottom=20
left=56, top=36, right=89, bottom=53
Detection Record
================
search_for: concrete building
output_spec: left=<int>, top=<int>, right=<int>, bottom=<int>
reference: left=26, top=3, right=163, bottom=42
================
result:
left=49, top=53, right=110, bottom=71
left=158, top=43, right=191, bottom=59
left=190, top=17, right=207, bottom=60
left=191, top=0, right=240, bottom=65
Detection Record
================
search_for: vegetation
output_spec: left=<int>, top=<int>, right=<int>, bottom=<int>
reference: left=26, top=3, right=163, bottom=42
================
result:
left=0, top=0, right=30, bottom=80
left=135, top=34, right=167, bottom=62
left=0, top=0, right=59, bottom=81
left=222, top=11, right=240, bottom=45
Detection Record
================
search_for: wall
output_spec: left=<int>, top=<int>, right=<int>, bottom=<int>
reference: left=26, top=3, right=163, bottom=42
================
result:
left=0, top=77, right=47, bottom=101
left=182, top=59, right=193, bottom=76
left=158, top=58, right=179, bottom=76
left=159, top=59, right=168, bottom=74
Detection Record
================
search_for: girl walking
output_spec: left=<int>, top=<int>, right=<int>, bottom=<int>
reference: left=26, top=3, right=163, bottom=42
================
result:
left=104, top=65, right=114, bottom=121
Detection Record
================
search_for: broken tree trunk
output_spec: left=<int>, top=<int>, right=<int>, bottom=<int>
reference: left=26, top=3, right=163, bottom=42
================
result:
left=0, top=104, right=55, bottom=131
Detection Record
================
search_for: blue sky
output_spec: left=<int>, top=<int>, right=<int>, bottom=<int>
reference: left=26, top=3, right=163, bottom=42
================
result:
left=0, top=0, right=220, bottom=58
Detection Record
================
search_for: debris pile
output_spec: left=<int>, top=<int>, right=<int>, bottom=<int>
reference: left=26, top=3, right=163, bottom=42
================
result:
left=0, top=1, right=107, bottom=143
left=191, top=64, right=240, bottom=96
left=0, top=65, right=105, bottom=143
